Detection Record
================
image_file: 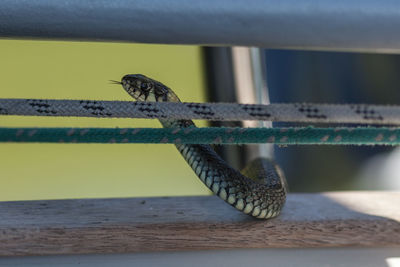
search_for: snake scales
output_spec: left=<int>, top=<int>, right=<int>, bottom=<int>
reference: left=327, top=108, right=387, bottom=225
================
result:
left=117, top=74, right=287, bottom=219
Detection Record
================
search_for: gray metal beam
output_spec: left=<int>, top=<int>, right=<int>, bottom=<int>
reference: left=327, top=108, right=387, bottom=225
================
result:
left=1, top=0, right=400, bottom=53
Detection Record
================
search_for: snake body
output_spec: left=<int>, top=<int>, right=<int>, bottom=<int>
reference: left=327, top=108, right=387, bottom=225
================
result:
left=119, top=74, right=287, bottom=219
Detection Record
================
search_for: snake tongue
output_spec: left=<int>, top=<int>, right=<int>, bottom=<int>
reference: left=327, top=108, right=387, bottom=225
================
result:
left=109, top=80, right=122, bottom=85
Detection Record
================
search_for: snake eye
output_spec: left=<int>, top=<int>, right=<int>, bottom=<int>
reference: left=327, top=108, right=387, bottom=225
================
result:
left=141, top=83, right=148, bottom=90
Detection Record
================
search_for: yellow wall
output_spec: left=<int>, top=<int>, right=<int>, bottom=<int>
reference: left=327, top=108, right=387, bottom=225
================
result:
left=0, top=40, right=210, bottom=201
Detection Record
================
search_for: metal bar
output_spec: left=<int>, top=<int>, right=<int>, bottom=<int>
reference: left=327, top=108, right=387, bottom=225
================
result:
left=231, top=47, right=274, bottom=159
left=203, top=47, right=245, bottom=169
left=1, top=0, right=400, bottom=53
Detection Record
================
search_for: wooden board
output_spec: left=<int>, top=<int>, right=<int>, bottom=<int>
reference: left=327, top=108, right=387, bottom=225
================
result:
left=0, top=192, right=399, bottom=256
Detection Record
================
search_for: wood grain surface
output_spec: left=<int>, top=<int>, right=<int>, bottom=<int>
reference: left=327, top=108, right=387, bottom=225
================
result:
left=0, top=192, right=399, bottom=256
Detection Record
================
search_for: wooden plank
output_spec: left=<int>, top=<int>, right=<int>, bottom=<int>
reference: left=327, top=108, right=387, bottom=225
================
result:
left=0, top=192, right=399, bottom=256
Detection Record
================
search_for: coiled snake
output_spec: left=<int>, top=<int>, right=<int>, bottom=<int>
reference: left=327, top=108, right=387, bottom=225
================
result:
left=116, top=74, right=287, bottom=219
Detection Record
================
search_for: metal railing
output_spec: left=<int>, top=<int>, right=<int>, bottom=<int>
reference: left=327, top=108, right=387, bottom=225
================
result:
left=1, top=0, right=400, bottom=53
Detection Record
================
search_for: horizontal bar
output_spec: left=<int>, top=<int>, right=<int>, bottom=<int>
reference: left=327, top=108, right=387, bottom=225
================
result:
left=1, top=0, right=400, bottom=53
left=1, top=127, right=400, bottom=145
left=0, top=192, right=399, bottom=256
left=2, top=98, right=400, bottom=124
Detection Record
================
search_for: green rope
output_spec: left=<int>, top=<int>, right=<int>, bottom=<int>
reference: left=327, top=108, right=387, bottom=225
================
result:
left=0, top=126, right=399, bottom=145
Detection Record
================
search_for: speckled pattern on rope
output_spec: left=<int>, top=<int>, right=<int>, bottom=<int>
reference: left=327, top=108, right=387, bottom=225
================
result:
left=1, top=98, right=400, bottom=124
left=1, top=126, right=400, bottom=145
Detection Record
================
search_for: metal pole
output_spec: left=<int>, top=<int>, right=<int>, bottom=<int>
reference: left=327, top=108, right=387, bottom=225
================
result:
left=1, top=0, right=400, bottom=53
left=231, top=47, right=273, bottom=159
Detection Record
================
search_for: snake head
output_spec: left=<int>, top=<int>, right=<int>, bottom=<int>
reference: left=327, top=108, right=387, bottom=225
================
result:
left=117, top=74, right=173, bottom=102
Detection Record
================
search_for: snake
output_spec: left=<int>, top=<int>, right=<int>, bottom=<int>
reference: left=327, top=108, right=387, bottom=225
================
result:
left=116, top=74, right=287, bottom=219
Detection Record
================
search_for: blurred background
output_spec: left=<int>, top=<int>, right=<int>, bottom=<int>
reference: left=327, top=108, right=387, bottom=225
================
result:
left=266, top=50, right=400, bottom=191
left=0, top=40, right=399, bottom=201
left=0, top=40, right=209, bottom=201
